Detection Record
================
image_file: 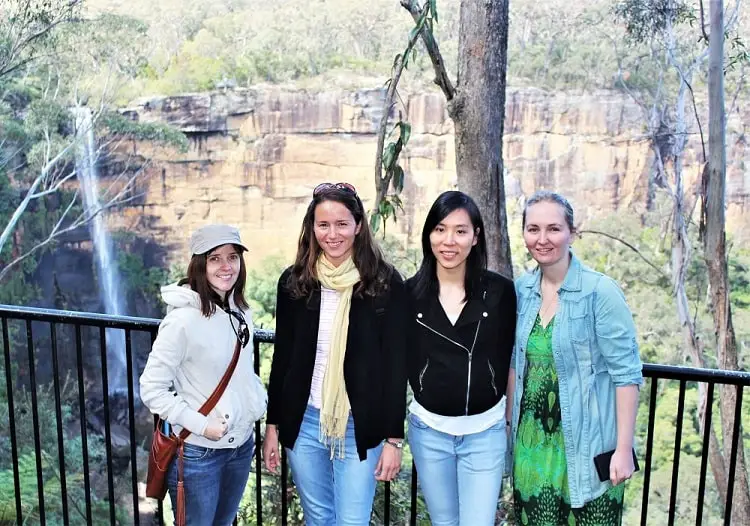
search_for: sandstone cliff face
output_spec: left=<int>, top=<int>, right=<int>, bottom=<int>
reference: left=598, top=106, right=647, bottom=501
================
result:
left=109, top=86, right=749, bottom=268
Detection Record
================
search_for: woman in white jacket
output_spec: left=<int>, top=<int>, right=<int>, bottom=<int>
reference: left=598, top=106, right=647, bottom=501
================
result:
left=140, top=224, right=267, bottom=526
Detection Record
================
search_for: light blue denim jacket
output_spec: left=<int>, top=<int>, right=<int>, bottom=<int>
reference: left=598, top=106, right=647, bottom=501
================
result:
left=508, top=252, right=643, bottom=507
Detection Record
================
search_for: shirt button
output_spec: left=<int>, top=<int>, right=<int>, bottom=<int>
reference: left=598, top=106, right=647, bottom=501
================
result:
left=482, top=312, right=488, bottom=317
left=417, top=313, right=423, bottom=319
left=224, top=414, right=230, bottom=419
left=228, top=437, right=234, bottom=443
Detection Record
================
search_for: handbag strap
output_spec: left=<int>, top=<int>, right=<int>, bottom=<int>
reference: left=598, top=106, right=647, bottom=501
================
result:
left=175, top=338, right=243, bottom=442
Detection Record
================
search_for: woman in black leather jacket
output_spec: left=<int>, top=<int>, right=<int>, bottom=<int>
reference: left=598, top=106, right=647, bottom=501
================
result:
left=406, top=191, right=516, bottom=526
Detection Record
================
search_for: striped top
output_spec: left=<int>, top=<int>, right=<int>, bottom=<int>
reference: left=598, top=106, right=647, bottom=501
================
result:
left=309, top=287, right=341, bottom=408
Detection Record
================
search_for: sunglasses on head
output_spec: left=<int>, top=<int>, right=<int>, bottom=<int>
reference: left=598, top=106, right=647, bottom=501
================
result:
left=313, top=182, right=357, bottom=196
left=227, top=309, right=250, bottom=348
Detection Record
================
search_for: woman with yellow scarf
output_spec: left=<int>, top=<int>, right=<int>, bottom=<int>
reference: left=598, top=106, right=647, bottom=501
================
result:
left=263, top=182, right=408, bottom=525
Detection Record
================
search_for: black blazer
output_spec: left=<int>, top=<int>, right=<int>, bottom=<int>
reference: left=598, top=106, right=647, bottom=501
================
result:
left=267, top=267, right=408, bottom=460
left=406, top=269, right=516, bottom=416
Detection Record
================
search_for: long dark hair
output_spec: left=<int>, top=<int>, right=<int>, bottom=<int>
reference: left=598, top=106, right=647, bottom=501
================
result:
left=411, top=191, right=488, bottom=301
left=287, top=187, right=392, bottom=298
left=179, top=243, right=249, bottom=317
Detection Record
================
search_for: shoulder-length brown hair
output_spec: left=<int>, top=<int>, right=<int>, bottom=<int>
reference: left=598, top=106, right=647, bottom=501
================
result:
left=287, top=188, right=393, bottom=299
left=179, top=243, right=249, bottom=317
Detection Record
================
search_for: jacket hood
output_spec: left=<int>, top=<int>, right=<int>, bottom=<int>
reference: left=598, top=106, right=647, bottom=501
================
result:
left=161, top=283, right=201, bottom=312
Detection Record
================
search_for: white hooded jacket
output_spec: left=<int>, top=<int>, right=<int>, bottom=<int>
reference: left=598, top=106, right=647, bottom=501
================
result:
left=139, top=283, right=267, bottom=449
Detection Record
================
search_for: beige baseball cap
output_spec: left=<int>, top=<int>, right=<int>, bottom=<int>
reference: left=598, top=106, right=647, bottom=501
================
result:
left=189, top=224, right=248, bottom=255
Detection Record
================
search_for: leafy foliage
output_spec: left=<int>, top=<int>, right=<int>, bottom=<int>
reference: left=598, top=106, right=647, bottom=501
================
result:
left=245, top=255, right=286, bottom=329
left=613, top=0, right=693, bottom=43
left=0, top=368, right=128, bottom=524
left=101, top=112, right=189, bottom=152
left=371, top=1, right=434, bottom=236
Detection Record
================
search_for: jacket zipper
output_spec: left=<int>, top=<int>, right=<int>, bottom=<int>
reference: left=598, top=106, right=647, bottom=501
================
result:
left=488, top=359, right=498, bottom=396
left=465, top=291, right=488, bottom=413
left=415, top=316, right=482, bottom=415
left=416, top=319, right=470, bottom=351
left=419, top=359, right=430, bottom=393
left=465, top=320, right=481, bottom=414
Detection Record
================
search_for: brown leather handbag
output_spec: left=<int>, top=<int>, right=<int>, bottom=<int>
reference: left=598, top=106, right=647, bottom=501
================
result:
left=145, top=339, right=243, bottom=524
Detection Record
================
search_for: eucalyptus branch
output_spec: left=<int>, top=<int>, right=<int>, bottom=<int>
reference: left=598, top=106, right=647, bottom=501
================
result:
left=0, top=0, right=82, bottom=78
left=0, top=138, right=77, bottom=255
left=578, top=229, right=668, bottom=277
left=665, top=42, right=709, bottom=164
left=400, top=0, right=455, bottom=100
left=684, top=77, right=707, bottom=163
left=0, top=195, right=78, bottom=283
left=698, top=0, right=710, bottom=42
left=29, top=170, right=77, bottom=198
left=372, top=3, right=428, bottom=223
left=0, top=165, right=144, bottom=283
left=728, top=61, right=746, bottom=116
left=725, top=0, right=743, bottom=32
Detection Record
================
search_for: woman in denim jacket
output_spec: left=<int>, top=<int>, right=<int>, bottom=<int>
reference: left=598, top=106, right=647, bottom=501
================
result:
left=508, top=191, right=643, bottom=525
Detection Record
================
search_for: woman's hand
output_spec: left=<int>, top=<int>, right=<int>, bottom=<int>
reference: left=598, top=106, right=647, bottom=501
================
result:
left=609, top=447, right=635, bottom=486
left=263, top=425, right=281, bottom=474
left=203, top=417, right=228, bottom=441
left=375, top=440, right=403, bottom=481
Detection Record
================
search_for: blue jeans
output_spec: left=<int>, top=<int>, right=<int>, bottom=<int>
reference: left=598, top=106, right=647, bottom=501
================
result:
left=408, top=413, right=506, bottom=526
left=166, top=436, right=254, bottom=526
left=286, top=405, right=382, bottom=526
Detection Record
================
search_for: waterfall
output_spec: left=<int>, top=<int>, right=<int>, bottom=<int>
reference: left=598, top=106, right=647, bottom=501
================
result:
left=73, top=108, right=128, bottom=396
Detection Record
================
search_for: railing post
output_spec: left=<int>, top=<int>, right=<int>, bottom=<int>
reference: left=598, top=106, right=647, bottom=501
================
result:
left=26, top=319, right=46, bottom=526
left=125, top=329, right=141, bottom=526
left=384, top=480, right=391, bottom=525
left=724, top=385, right=744, bottom=526
left=75, top=324, right=93, bottom=524
left=2, top=317, right=23, bottom=525
left=667, top=380, right=687, bottom=525
left=640, top=377, right=658, bottom=526
left=254, top=340, right=263, bottom=526
left=696, top=382, right=715, bottom=525
left=98, top=326, right=117, bottom=525
left=50, top=322, right=70, bottom=524
left=281, top=449, right=289, bottom=524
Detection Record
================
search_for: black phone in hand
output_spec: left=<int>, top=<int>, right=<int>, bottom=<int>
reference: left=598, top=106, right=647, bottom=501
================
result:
left=594, top=448, right=640, bottom=482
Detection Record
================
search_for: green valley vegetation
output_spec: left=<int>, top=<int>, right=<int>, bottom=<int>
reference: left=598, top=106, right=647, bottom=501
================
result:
left=82, top=0, right=749, bottom=97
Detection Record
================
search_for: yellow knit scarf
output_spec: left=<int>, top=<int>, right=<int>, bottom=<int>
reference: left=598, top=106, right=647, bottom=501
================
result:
left=315, top=254, right=360, bottom=459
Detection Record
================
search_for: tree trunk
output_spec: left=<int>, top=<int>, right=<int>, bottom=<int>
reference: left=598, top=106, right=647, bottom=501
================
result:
left=672, top=203, right=729, bottom=507
left=659, top=14, right=738, bottom=511
left=705, top=1, right=750, bottom=522
left=452, top=0, right=512, bottom=277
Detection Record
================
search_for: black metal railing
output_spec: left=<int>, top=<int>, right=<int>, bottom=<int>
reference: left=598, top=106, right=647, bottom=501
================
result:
left=1, top=303, right=750, bottom=526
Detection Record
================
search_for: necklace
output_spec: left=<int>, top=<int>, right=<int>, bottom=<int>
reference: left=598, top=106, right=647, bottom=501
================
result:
left=539, top=298, right=556, bottom=322
left=539, top=281, right=560, bottom=324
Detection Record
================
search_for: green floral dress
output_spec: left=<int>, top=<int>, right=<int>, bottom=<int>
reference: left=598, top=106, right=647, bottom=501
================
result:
left=513, top=316, right=624, bottom=526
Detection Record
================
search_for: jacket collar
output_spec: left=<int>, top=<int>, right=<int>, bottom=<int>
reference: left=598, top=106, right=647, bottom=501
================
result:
left=560, top=251, right=583, bottom=292
left=456, top=294, right=489, bottom=327
left=418, top=284, right=488, bottom=329
left=523, top=250, right=583, bottom=294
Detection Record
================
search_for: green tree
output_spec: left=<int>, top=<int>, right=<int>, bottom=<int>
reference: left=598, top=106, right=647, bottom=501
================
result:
left=612, top=0, right=750, bottom=519
left=373, top=0, right=513, bottom=276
